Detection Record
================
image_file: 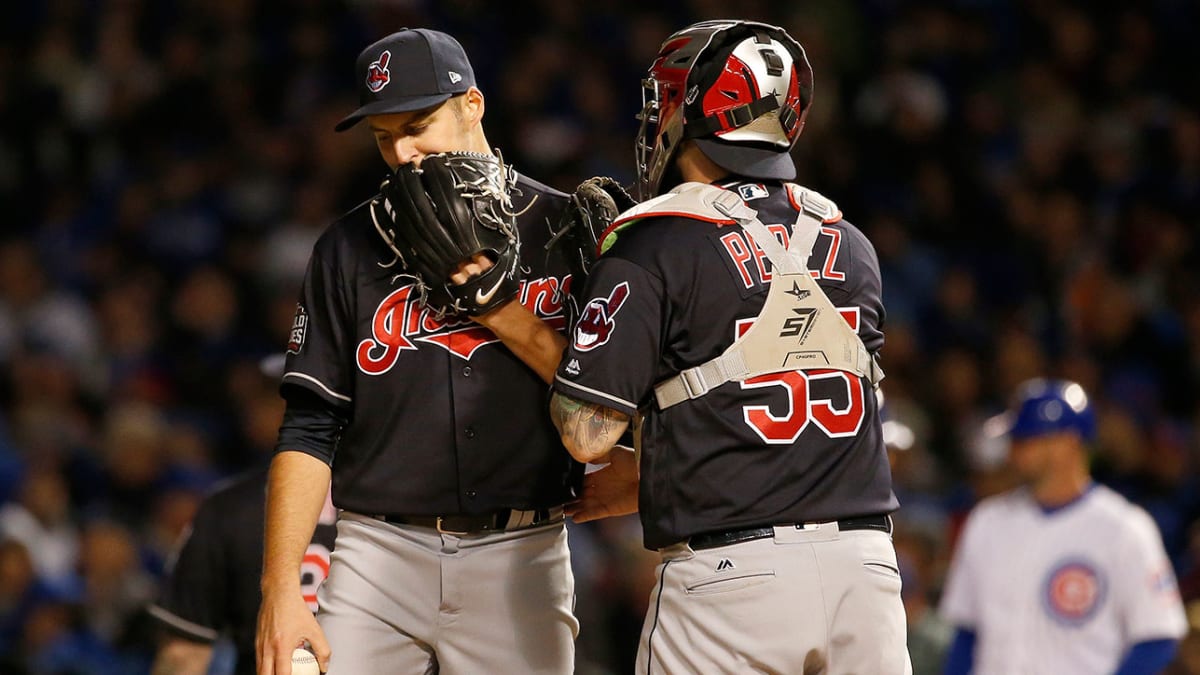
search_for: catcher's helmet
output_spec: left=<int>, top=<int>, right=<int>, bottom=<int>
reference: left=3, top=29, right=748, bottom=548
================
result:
left=1004, top=378, right=1097, bottom=442
left=634, top=19, right=813, bottom=199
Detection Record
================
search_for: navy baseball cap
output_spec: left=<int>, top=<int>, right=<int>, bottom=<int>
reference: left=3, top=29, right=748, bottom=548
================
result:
left=335, top=28, right=476, bottom=132
left=694, top=137, right=797, bottom=181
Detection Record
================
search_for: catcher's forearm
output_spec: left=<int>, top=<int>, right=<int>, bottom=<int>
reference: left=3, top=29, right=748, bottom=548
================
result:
left=475, top=300, right=567, bottom=384
left=549, top=391, right=629, bottom=463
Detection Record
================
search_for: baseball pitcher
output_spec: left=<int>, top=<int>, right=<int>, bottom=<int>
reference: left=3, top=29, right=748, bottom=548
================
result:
left=255, top=29, right=585, bottom=675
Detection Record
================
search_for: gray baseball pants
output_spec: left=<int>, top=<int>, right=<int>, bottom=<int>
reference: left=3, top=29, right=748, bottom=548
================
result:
left=317, top=512, right=577, bottom=674
left=637, top=522, right=912, bottom=674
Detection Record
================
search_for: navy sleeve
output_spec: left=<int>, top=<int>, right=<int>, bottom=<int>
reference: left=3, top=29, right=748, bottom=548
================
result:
left=274, top=388, right=349, bottom=465
left=279, top=246, right=355, bottom=408
left=553, top=256, right=665, bottom=416
left=1113, top=639, right=1179, bottom=675
left=942, top=628, right=976, bottom=675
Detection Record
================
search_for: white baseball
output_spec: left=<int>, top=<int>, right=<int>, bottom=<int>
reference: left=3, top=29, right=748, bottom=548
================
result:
left=291, top=647, right=321, bottom=675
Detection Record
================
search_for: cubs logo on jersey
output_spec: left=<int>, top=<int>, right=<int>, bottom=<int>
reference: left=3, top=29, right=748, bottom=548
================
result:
left=574, top=282, right=630, bottom=351
left=1042, top=558, right=1107, bottom=626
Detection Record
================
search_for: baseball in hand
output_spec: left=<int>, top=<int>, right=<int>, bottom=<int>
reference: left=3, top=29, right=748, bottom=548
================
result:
left=291, top=647, right=321, bottom=675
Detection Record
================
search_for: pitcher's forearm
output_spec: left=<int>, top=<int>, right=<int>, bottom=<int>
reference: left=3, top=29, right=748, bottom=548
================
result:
left=261, top=451, right=331, bottom=593
left=475, top=300, right=568, bottom=384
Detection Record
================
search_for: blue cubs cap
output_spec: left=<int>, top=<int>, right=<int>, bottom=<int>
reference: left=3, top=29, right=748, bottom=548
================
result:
left=335, top=28, right=476, bottom=132
left=1005, top=378, right=1097, bottom=442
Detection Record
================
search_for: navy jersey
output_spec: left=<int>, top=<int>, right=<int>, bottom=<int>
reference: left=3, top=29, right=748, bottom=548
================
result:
left=554, top=179, right=898, bottom=549
left=149, top=466, right=338, bottom=675
left=279, top=173, right=581, bottom=516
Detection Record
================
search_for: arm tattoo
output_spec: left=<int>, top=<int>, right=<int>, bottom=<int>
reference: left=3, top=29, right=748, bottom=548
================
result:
left=550, top=393, right=628, bottom=462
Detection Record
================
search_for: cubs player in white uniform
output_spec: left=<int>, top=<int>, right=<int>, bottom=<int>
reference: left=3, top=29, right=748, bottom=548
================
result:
left=939, top=378, right=1186, bottom=674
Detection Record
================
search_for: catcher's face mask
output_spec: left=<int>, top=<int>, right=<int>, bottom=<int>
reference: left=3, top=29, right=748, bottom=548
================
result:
left=634, top=20, right=814, bottom=200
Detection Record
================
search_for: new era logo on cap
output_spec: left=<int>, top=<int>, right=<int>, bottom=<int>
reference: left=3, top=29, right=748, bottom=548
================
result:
left=448, top=71, right=462, bottom=84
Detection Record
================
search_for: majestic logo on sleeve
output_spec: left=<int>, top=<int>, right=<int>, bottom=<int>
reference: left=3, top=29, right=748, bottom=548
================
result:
left=573, top=283, right=630, bottom=352
left=287, top=304, right=308, bottom=354
left=1042, top=558, right=1107, bottom=626
left=366, top=51, right=391, bottom=92
left=356, top=276, right=568, bottom=375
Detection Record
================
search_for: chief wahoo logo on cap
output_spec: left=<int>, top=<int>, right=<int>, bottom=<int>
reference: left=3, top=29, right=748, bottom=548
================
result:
left=366, top=51, right=391, bottom=92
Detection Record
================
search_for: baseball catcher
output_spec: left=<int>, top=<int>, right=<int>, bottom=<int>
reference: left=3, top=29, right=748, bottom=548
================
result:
left=371, top=151, right=523, bottom=317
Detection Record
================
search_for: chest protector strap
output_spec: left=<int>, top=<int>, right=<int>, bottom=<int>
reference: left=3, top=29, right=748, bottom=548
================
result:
left=650, top=182, right=884, bottom=410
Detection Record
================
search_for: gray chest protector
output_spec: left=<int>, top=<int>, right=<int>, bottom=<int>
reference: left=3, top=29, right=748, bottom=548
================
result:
left=613, top=182, right=883, bottom=410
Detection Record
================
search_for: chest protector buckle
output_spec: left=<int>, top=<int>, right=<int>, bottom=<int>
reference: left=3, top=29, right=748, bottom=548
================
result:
left=649, top=182, right=884, bottom=410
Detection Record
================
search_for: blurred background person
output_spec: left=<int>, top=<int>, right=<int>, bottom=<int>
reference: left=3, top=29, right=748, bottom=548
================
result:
left=940, top=379, right=1186, bottom=674
left=149, top=466, right=336, bottom=675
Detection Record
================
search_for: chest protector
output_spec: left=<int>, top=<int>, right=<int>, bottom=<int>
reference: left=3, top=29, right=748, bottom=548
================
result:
left=607, top=182, right=883, bottom=410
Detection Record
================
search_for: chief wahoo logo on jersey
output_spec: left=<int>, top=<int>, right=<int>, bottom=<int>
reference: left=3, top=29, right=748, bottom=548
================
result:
left=573, top=282, right=629, bottom=352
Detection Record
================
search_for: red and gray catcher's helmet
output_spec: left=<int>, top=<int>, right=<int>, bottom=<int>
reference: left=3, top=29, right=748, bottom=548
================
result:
left=635, top=19, right=813, bottom=199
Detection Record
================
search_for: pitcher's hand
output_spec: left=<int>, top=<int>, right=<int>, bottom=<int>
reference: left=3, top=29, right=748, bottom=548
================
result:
left=257, top=588, right=330, bottom=674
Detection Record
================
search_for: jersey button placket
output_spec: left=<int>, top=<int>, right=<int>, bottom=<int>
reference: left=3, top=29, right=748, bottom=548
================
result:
left=462, top=366, right=471, bottom=377
left=464, top=426, right=476, bottom=439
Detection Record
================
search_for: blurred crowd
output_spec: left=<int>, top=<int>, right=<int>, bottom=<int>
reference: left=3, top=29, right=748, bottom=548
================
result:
left=1, top=0, right=1199, bottom=673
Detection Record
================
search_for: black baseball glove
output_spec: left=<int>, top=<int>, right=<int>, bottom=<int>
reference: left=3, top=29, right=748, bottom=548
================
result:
left=547, top=176, right=637, bottom=322
left=371, top=152, right=522, bottom=317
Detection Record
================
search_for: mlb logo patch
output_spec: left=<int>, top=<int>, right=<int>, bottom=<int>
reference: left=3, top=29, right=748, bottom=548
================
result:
left=738, top=183, right=769, bottom=201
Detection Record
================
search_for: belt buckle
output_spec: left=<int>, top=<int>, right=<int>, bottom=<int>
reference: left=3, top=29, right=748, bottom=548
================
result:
left=435, top=517, right=471, bottom=535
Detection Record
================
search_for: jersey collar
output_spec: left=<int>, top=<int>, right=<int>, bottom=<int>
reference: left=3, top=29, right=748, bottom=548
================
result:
left=1035, top=481, right=1097, bottom=517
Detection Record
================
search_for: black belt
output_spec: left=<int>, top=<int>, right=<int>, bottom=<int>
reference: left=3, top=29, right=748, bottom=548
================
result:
left=688, top=514, right=892, bottom=551
left=376, top=506, right=564, bottom=535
